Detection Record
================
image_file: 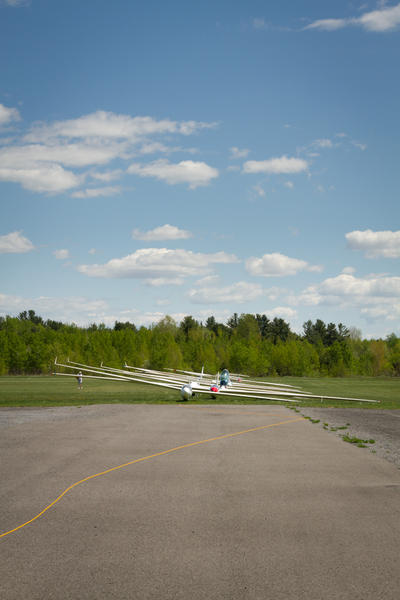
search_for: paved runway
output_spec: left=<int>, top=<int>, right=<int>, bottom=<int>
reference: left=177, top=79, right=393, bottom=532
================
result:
left=1, top=404, right=400, bottom=599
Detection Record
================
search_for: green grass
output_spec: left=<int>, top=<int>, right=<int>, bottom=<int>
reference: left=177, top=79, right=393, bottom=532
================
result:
left=0, top=376, right=178, bottom=407
left=342, top=435, right=376, bottom=448
left=266, top=375, right=400, bottom=409
left=0, top=375, right=398, bottom=408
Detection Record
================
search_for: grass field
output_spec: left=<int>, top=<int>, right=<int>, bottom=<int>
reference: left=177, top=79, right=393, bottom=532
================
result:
left=0, top=375, right=399, bottom=409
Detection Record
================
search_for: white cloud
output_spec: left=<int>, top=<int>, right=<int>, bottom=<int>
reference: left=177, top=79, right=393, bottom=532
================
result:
left=127, top=159, right=219, bottom=188
left=243, top=156, right=308, bottom=175
left=284, top=181, right=294, bottom=189
left=305, top=3, right=400, bottom=32
left=230, top=146, right=250, bottom=159
left=305, top=18, right=349, bottom=31
left=0, top=164, right=82, bottom=193
left=317, top=273, right=400, bottom=297
left=88, top=248, right=96, bottom=255
left=252, top=184, right=266, bottom=197
left=54, top=249, right=69, bottom=260
left=187, top=281, right=264, bottom=304
left=71, top=186, right=121, bottom=198
left=346, top=229, right=400, bottom=258
left=78, top=248, right=239, bottom=281
left=266, top=306, right=297, bottom=320
left=132, top=224, right=193, bottom=241
left=0, top=104, right=20, bottom=125
left=359, top=3, right=400, bottom=31
left=24, top=111, right=216, bottom=144
left=246, top=252, right=322, bottom=277
left=0, top=230, right=34, bottom=253
left=289, top=272, right=400, bottom=323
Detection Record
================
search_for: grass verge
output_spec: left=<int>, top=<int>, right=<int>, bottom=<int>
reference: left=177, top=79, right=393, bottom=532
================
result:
left=0, top=375, right=399, bottom=408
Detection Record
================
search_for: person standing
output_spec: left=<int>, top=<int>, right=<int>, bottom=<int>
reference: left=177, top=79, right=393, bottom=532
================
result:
left=77, top=371, right=83, bottom=389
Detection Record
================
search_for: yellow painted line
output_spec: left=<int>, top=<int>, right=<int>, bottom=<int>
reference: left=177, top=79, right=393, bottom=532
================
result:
left=0, top=417, right=303, bottom=539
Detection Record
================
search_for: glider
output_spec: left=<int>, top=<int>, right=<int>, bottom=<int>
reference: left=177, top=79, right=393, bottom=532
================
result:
left=53, top=359, right=379, bottom=403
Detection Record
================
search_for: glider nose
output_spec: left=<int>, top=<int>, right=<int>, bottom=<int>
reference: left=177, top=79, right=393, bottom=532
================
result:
left=180, top=384, right=193, bottom=401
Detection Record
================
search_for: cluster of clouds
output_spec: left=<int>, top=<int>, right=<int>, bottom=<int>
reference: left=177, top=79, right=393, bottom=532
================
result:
left=246, top=253, right=322, bottom=277
left=0, top=292, right=115, bottom=327
left=305, top=2, right=400, bottom=32
left=0, top=108, right=220, bottom=194
left=0, top=101, right=370, bottom=202
left=0, top=105, right=316, bottom=197
left=250, top=2, right=400, bottom=33
left=2, top=226, right=399, bottom=328
left=289, top=271, right=400, bottom=323
left=0, top=290, right=194, bottom=328
left=346, top=229, right=400, bottom=258
left=298, top=133, right=367, bottom=157
left=6, top=0, right=400, bottom=34
left=77, top=248, right=239, bottom=287
left=75, top=246, right=324, bottom=287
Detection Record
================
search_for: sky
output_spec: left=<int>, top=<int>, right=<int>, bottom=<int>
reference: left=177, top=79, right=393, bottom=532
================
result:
left=0, top=0, right=399, bottom=338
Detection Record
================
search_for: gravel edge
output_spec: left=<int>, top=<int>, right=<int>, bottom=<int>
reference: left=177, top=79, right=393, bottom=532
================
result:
left=295, top=406, right=400, bottom=469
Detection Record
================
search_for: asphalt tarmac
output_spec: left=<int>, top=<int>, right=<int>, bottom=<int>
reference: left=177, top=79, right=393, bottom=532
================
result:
left=1, top=404, right=400, bottom=599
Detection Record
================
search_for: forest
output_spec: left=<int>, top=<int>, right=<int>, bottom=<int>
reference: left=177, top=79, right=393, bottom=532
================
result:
left=0, top=310, right=399, bottom=377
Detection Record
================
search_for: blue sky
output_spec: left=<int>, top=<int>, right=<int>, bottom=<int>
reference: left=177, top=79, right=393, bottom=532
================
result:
left=0, top=0, right=399, bottom=337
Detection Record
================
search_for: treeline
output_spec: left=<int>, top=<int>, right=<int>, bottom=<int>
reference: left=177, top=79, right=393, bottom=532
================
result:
left=0, top=310, right=399, bottom=377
